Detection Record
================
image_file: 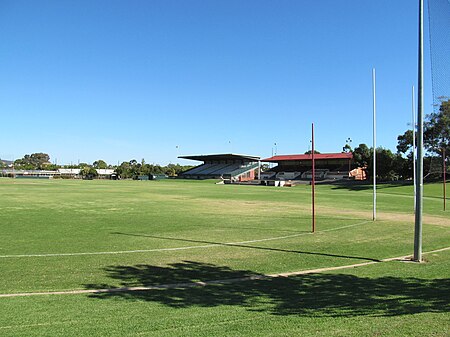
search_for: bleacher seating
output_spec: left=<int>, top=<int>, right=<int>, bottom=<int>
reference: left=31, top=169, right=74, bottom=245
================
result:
left=301, top=169, right=329, bottom=179
left=275, top=171, right=302, bottom=180
left=181, top=162, right=259, bottom=180
left=182, top=164, right=207, bottom=175
left=327, top=171, right=349, bottom=180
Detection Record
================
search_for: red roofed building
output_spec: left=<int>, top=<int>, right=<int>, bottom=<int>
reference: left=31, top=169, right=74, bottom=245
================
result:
left=261, top=152, right=354, bottom=181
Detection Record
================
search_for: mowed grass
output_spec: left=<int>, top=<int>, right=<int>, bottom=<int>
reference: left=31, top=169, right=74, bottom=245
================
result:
left=0, top=178, right=448, bottom=336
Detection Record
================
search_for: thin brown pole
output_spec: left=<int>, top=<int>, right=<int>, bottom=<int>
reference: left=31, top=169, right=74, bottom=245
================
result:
left=312, top=123, right=316, bottom=233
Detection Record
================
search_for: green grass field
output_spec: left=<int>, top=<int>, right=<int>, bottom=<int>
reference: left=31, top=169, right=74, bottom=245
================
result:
left=0, top=178, right=448, bottom=336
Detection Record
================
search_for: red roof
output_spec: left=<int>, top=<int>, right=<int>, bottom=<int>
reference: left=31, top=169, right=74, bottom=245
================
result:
left=262, top=152, right=353, bottom=162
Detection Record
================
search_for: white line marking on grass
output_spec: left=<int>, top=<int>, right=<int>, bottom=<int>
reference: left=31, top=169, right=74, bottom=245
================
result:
left=1, top=246, right=449, bottom=298
left=0, top=321, right=80, bottom=330
left=0, top=220, right=372, bottom=259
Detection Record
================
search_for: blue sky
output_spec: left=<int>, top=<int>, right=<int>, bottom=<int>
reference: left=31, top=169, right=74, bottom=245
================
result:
left=0, top=0, right=433, bottom=165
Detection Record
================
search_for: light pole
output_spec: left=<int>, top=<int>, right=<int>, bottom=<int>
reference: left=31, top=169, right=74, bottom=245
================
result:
left=346, top=138, right=352, bottom=170
left=311, top=124, right=316, bottom=233
left=176, top=145, right=180, bottom=163
left=412, top=86, right=417, bottom=213
left=346, top=137, right=352, bottom=148
left=372, top=68, right=377, bottom=222
left=414, top=0, right=424, bottom=262
left=443, top=148, right=447, bottom=211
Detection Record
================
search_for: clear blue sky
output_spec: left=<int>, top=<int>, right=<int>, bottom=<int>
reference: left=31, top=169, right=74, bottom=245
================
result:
left=0, top=0, right=433, bottom=166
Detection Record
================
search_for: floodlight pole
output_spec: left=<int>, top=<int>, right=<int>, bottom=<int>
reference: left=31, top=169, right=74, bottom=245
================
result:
left=414, top=0, right=424, bottom=262
left=311, top=123, right=316, bottom=233
left=372, top=68, right=377, bottom=221
left=412, top=86, right=417, bottom=213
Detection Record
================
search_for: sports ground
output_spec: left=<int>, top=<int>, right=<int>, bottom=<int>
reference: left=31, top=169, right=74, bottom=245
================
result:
left=0, top=178, right=448, bottom=336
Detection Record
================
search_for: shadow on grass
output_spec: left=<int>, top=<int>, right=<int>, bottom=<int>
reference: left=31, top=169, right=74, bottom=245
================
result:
left=85, top=261, right=450, bottom=317
left=112, top=232, right=380, bottom=262
left=328, top=180, right=413, bottom=192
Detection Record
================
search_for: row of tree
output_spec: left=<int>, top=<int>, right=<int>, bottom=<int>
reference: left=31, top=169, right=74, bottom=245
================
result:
left=346, top=99, right=449, bottom=181
left=5, top=155, right=194, bottom=179
left=4, top=100, right=448, bottom=181
left=114, top=160, right=194, bottom=179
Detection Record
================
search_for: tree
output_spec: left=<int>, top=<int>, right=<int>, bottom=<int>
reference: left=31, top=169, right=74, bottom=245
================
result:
left=352, top=144, right=371, bottom=167
left=396, top=130, right=414, bottom=154
left=79, top=165, right=98, bottom=179
left=304, top=150, right=321, bottom=154
left=165, top=167, right=176, bottom=176
left=116, top=162, right=131, bottom=179
left=424, top=99, right=450, bottom=156
left=375, top=147, right=399, bottom=181
left=396, top=99, right=449, bottom=179
left=260, top=164, right=270, bottom=172
left=14, top=153, right=51, bottom=170
left=342, top=144, right=352, bottom=153
left=93, top=160, right=107, bottom=169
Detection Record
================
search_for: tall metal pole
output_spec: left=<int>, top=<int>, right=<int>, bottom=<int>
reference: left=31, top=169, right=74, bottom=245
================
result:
left=372, top=68, right=377, bottom=221
left=12, top=154, right=15, bottom=179
left=414, top=0, right=424, bottom=262
left=412, top=86, right=417, bottom=213
left=444, top=148, right=446, bottom=211
left=271, top=147, right=274, bottom=169
left=311, top=123, right=316, bottom=233
left=258, top=160, right=261, bottom=180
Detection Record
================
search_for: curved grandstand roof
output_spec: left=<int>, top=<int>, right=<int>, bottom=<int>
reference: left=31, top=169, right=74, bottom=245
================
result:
left=262, top=152, right=352, bottom=162
left=179, top=153, right=260, bottom=162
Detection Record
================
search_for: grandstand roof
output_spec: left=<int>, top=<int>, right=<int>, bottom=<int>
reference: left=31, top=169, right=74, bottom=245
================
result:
left=262, top=152, right=352, bottom=162
left=179, top=153, right=260, bottom=162
left=0, top=159, right=13, bottom=166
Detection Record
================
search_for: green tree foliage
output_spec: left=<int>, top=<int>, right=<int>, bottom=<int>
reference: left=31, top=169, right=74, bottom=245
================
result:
left=396, top=130, right=414, bottom=154
left=342, top=144, right=352, bottom=153
left=14, top=153, right=51, bottom=170
left=352, top=144, right=408, bottom=181
left=396, top=99, right=449, bottom=178
left=112, top=160, right=193, bottom=179
left=92, top=160, right=108, bottom=169
left=79, top=165, right=98, bottom=179
left=374, top=148, right=402, bottom=181
left=352, top=144, right=371, bottom=167
left=425, top=99, right=450, bottom=156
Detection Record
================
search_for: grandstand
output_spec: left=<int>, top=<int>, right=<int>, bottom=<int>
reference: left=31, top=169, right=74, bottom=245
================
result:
left=262, top=153, right=353, bottom=181
left=178, top=154, right=260, bottom=181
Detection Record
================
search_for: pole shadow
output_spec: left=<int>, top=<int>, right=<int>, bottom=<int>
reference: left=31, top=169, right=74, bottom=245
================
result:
left=112, top=232, right=381, bottom=262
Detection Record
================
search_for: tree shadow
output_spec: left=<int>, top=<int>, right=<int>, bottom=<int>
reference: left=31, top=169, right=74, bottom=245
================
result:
left=112, top=232, right=380, bottom=262
left=85, top=261, right=450, bottom=317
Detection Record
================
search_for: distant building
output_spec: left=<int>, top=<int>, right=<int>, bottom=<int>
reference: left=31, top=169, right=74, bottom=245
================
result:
left=1, top=167, right=117, bottom=179
left=1, top=169, right=57, bottom=179
left=58, top=168, right=81, bottom=179
left=96, top=169, right=115, bottom=179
